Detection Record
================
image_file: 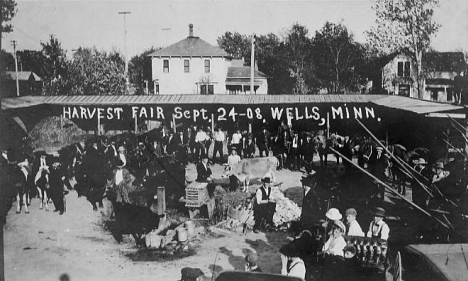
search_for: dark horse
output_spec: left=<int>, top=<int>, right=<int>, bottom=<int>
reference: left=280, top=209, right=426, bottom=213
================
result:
left=1, top=164, right=30, bottom=214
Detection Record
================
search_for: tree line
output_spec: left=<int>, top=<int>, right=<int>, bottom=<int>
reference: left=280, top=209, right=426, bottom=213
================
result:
left=0, top=0, right=450, bottom=98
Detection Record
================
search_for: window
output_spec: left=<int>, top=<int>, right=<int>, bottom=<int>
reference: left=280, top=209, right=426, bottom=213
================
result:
left=398, top=84, right=410, bottom=97
left=200, top=85, right=214, bottom=95
left=397, top=61, right=410, bottom=77
left=155, top=84, right=160, bottom=95
left=163, top=60, right=169, bottom=73
left=184, top=60, right=190, bottom=73
left=447, top=88, right=453, bottom=102
left=204, top=60, right=210, bottom=73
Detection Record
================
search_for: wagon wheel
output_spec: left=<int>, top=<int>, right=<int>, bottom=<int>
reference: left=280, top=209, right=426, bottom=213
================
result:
left=392, top=251, right=402, bottom=281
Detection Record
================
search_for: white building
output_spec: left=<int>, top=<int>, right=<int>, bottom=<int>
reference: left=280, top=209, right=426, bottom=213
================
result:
left=380, top=52, right=466, bottom=102
left=149, top=24, right=268, bottom=95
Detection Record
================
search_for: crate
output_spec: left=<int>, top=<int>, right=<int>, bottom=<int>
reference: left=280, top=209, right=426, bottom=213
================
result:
left=185, top=181, right=209, bottom=207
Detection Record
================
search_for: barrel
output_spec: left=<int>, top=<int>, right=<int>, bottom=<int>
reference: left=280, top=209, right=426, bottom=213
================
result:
left=185, top=220, right=196, bottom=237
left=177, top=227, right=188, bottom=242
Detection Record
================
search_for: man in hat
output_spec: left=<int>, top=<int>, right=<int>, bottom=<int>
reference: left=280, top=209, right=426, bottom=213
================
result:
left=243, top=133, right=256, bottom=158
left=48, top=154, right=67, bottom=215
left=280, top=243, right=306, bottom=280
left=345, top=208, right=364, bottom=237
left=196, top=155, right=212, bottom=182
left=230, top=128, right=243, bottom=157
left=366, top=207, right=389, bottom=240
left=107, top=158, right=132, bottom=204
left=212, top=127, right=225, bottom=163
left=244, top=252, right=262, bottom=272
left=256, top=127, right=270, bottom=157
left=300, top=176, right=321, bottom=229
left=432, top=162, right=449, bottom=184
left=411, top=157, right=432, bottom=209
left=253, top=174, right=276, bottom=233
left=115, top=146, right=128, bottom=168
left=226, top=148, right=241, bottom=191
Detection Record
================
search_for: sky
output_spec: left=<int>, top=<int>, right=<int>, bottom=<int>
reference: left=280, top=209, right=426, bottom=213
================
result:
left=2, top=0, right=468, bottom=60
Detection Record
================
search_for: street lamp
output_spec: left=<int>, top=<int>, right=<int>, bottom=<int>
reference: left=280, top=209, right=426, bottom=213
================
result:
left=118, top=11, right=131, bottom=94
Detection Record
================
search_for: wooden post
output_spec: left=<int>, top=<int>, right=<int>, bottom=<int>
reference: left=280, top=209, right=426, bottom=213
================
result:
left=97, top=115, right=101, bottom=136
left=157, top=186, right=166, bottom=215
left=326, top=112, right=330, bottom=138
left=134, top=115, right=138, bottom=134
left=172, top=114, right=177, bottom=133
left=211, top=114, right=215, bottom=135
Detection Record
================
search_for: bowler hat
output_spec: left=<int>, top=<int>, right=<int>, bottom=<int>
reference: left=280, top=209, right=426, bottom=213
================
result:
left=345, top=208, right=357, bottom=216
left=325, top=208, right=342, bottom=220
left=245, top=253, right=258, bottom=265
left=371, top=207, right=386, bottom=217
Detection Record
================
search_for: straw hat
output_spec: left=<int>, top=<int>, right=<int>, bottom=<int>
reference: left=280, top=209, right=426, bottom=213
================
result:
left=417, top=158, right=428, bottom=165
left=325, top=208, right=342, bottom=220
left=435, top=162, right=444, bottom=169
left=333, top=220, right=346, bottom=233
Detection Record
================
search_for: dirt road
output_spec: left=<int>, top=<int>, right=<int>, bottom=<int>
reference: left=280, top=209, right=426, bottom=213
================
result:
left=4, top=163, right=305, bottom=281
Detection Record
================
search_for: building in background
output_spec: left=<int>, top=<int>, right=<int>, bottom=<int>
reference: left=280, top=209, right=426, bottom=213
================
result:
left=1, top=71, right=43, bottom=98
left=149, top=24, right=268, bottom=95
left=380, top=52, right=466, bottom=102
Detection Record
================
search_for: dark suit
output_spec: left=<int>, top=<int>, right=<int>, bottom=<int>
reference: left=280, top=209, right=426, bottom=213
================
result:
left=196, top=162, right=212, bottom=182
left=167, top=135, right=181, bottom=155
left=301, top=189, right=321, bottom=229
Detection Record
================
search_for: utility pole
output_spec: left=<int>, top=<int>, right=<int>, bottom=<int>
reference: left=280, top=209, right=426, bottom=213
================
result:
left=250, top=35, right=256, bottom=95
left=118, top=11, right=131, bottom=94
left=11, top=40, right=20, bottom=97
left=162, top=28, right=171, bottom=46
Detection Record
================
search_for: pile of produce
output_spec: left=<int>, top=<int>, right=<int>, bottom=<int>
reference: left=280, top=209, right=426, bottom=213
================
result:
left=217, top=186, right=302, bottom=232
left=270, top=188, right=302, bottom=226
left=29, top=116, right=87, bottom=152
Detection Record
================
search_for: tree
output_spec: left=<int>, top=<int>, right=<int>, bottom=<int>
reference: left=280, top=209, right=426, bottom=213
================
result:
left=283, top=23, right=315, bottom=94
left=16, top=50, right=46, bottom=75
left=366, top=0, right=440, bottom=99
left=128, top=47, right=159, bottom=95
left=68, top=47, right=125, bottom=95
left=312, top=21, right=366, bottom=94
left=217, top=31, right=250, bottom=59
left=40, top=35, right=69, bottom=95
left=0, top=49, right=14, bottom=71
left=0, top=0, right=16, bottom=51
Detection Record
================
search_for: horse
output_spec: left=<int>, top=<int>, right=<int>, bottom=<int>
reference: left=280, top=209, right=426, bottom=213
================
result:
left=34, top=166, right=50, bottom=211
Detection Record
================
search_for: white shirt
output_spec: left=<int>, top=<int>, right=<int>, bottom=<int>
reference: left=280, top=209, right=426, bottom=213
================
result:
left=227, top=154, right=241, bottom=167
left=115, top=169, right=123, bottom=185
left=284, top=258, right=306, bottom=280
left=214, top=131, right=225, bottom=142
left=323, top=235, right=347, bottom=257
left=231, top=133, right=242, bottom=144
left=2, top=152, right=8, bottom=162
left=119, top=153, right=127, bottom=166
left=347, top=220, right=364, bottom=237
left=367, top=220, right=390, bottom=240
left=195, top=131, right=208, bottom=143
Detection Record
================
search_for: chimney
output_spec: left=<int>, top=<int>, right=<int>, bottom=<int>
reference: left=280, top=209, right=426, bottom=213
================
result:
left=189, top=24, right=194, bottom=37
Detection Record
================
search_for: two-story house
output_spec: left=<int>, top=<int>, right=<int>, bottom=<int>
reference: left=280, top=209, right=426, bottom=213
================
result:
left=380, top=52, right=466, bottom=102
left=149, top=24, right=268, bottom=95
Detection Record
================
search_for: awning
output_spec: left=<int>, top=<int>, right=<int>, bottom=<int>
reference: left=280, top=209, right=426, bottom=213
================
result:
left=225, top=78, right=263, bottom=86
left=371, top=95, right=464, bottom=114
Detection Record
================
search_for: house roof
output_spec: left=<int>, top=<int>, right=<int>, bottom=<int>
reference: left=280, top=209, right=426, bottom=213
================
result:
left=227, top=67, right=268, bottom=78
left=2, top=94, right=464, bottom=116
left=147, top=36, right=229, bottom=58
left=425, top=52, right=466, bottom=72
left=4, top=71, right=42, bottom=81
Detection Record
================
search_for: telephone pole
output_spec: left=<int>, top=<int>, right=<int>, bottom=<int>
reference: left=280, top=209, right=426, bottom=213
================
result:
left=11, top=40, right=20, bottom=97
left=118, top=11, right=131, bottom=93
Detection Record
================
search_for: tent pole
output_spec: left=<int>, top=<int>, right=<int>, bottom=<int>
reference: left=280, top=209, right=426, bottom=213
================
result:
left=172, top=114, right=176, bottom=133
left=97, top=116, right=100, bottom=136
left=134, top=115, right=138, bottom=134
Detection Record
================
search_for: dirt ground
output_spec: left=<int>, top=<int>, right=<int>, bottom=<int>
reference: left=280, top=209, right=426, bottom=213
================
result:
left=4, top=154, right=425, bottom=281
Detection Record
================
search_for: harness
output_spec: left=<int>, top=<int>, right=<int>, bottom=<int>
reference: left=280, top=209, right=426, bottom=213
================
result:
left=287, top=259, right=304, bottom=274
